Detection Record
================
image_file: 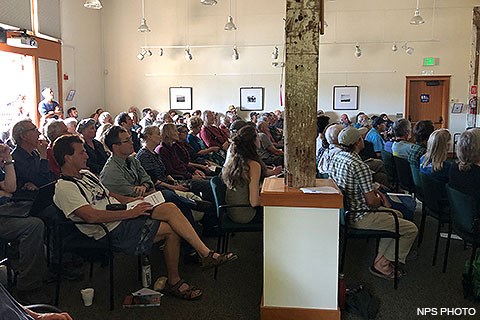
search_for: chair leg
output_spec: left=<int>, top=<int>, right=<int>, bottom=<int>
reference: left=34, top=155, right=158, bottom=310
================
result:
left=468, top=246, right=478, bottom=279
left=394, top=237, right=399, bottom=290
left=137, top=255, right=142, bottom=282
left=55, top=233, right=63, bottom=306
left=432, top=221, right=442, bottom=266
left=109, top=253, right=114, bottom=310
left=89, top=262, right=94, bottom=278
left=340, top=232, right=348, bottom=273
left=417, top=204, right=427, bottom=247
left=442, top=223, right=452, bottom=273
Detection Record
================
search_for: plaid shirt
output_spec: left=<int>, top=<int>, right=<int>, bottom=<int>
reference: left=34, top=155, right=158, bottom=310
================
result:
left=407, top=143, right=426, bottom=168
left=330, top=150, right=374, bottom=221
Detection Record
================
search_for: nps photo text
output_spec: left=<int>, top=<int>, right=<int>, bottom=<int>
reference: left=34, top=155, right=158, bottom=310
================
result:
left=417, top=308, right=477, bottom=316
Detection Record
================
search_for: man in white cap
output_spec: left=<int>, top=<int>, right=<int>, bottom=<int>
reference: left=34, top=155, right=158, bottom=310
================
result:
left=329, top=127, right=418, bottom=280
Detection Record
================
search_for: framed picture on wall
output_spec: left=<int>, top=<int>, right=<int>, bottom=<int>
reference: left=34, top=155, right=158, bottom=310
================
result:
left=451, top=102, right=464, bottom=113
left=169, top=87, right=193, bottom=110
left=333, top=86, right=359, bottom=110
left=240, top=87, right=264, bottom=111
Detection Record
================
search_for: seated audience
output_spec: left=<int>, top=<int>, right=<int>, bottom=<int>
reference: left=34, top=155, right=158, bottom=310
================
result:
left=365, top=117, right=387, bottom=158
left=115, top=112, right=141, bottom=153
left=420, top=129, right=451, bottom=183
left=408, top=120, right=435, bottom=168
left=176, top=125, right=214, bottom=174
left=380, top=113, right=394, bottom=131
left=273, top=109, right=284, bottom=130
left=449, top=128, right=480, bottom=198
left=53, top=135, right=237, bottom=301
left=0, top=143, right=49, bottom=304
left=155, top=112, right=173, bottom=126
left=391, top=119, right=414, bottom=159
left=66, top=106, right=78, bottom=119
left=199, top=110, right=229, bottom=151
left=45, top=119, right=69, bottom=178
left=139, top=108, right=155, bottom=128
left=98, top=111, right=113, bottom=126
left=11, top=119, right=54, bottom=200
left=38, top=87, right=63, bottom=122
left=63, top=117, right=78, bottom=134
left=330, top=127, right=418, bottom=279
left=318, top=124, right=343, bottom=175
left=339, top=113, right=351, bottom=127
left=77, top=118, right=109, bottom=175
left=219, top=115, right=232, bottom=138
left=95, top=122, right=113, bottom=155
left=354, top=112, right=370, bottom=130
left=222, top=125, right=264, bottom=224
left=186, top=116, right=223, bottom=166
left=316, top=115, right=330, bottom=161
left=249, top=112, right=260, bottom=124
left=0, top=283, right=72, bottom=320
left=256, top=120, right=284, bottom=166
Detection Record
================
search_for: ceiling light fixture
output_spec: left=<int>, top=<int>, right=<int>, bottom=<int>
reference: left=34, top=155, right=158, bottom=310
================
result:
left=200, top=0, right=217, bottom=5
left=272, top=46, right=279, bottom=60
left=224, top=0, right=237, bottom=31
left=392, top=42, right=398, bottom=52
left=402, top=42, right=414, bottom=55
left=410, top=0, right=425, bottom=25
left=146, top=49, right=152, bottom=56
left=232, top=46, right=239, bottom=60
left=137, top=0, right=151, bottom=32
left=158, top=48, right=164, bottom=56
left=354, top=43, right=362, bottom=58
left=185, top=47, right=193, bottom=61
left=84, top=0, right=102, bottom=9
left=137, top=49, right=146, bottom=60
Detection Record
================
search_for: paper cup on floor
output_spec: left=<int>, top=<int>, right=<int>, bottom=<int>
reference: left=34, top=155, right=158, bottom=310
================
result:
left=80, top=288, right=94, bottom=306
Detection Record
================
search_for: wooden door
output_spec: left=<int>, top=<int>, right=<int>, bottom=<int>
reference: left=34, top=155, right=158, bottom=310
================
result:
left=405, top=76, right=450, bottom=129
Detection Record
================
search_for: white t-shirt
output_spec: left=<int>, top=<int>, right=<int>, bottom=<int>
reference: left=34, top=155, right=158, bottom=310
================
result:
left=53, top=170, right=121, bottom=240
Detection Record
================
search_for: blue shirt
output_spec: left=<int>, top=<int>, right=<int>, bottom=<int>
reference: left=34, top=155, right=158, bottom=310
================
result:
left=392, top=141, right=414, bottom=159
left=38, top=99, right=60, bottom=116
left=365, top=128, right=385, bottom=152
left=419, top=155, right=452, bottom=183
left=384, top=141, right=393, bottom=153
left=12, top=146, right=55, bottom=199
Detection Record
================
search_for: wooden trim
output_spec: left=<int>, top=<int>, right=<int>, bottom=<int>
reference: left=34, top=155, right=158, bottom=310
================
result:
left=261, top=295, right=341, bottom=320
left=0, top=33, right=62, bottom=126
left=260, top=178, right=343, bottom=208
left=404, top=75, right=451, bottom=129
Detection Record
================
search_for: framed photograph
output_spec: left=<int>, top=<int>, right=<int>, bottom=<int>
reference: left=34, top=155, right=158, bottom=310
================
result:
left=66, top=89, right=76, bottom=101
left=333, top=86, right=359, bottom=110
left=240, top=87, right=264, bottom=111
left=452, top=103, right=464, bottom=113
left=169, top=87, right=193, bottom=110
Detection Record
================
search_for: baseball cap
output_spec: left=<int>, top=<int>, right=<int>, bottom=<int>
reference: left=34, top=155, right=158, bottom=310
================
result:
left=338, top=127, right=362, bottom=146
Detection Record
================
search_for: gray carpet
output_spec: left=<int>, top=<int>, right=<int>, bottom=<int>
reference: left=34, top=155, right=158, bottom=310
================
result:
left=45, top=209, right=479, bottom=320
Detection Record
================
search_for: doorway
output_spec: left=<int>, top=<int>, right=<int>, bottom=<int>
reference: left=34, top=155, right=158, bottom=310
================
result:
left=405, top=76, right=450, bottom=129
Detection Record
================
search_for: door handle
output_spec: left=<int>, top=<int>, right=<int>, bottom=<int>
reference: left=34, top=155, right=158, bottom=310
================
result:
left=439, top=116, right=443, bottom=124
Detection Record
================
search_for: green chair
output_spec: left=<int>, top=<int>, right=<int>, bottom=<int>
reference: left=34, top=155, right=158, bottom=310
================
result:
left=420, top=172, right=450, bottom=270
left=381, top=150, right=398, bottom=190
left=394, top=156, right=414, bottom=194
left=340, top=208, right=401, bottom=289
left=210, top=176, right=263, bottom=279
left=410, top=164, right=426, bottom=247
left=444, top=186, right=480, bottom=280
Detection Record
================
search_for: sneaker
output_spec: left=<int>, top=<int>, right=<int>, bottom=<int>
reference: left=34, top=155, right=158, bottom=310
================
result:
left=16, top=287, right=53, bottom=305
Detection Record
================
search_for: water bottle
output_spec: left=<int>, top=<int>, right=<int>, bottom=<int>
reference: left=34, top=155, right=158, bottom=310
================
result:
left=141, top=255, right=152, bottom=288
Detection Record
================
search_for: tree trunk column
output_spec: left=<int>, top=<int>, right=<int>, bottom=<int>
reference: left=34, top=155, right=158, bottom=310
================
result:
left=284, top=0, right=321, bottom=188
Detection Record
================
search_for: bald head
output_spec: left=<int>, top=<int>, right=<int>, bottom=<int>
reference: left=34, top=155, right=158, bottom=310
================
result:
left=325, top=124, right=344, bottom=145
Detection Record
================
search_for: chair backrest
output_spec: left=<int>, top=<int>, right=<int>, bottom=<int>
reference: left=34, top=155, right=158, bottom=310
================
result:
left=381, top=150, right=397, bottom=182
left=420, top=172, right=448, bottom=217
left=210, top=176, right=227, bottom=218
left=410, top=164, right=423, bottom=199
left=446, top=185, right=479, bottom=243
left=394, top=156, right=414, bottom=193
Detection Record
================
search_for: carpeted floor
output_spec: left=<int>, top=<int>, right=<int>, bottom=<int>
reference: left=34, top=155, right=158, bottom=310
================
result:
left=42, top=206, right=480, bottom=320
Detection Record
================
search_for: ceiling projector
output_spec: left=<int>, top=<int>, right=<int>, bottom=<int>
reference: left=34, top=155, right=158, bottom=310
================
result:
left=7, top=34, right=38, bottom=49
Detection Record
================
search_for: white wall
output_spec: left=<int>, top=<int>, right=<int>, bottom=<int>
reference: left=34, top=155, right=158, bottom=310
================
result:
left=60, top=0, right=104, bottom=118
left=61, top=0, right=480, bottom=133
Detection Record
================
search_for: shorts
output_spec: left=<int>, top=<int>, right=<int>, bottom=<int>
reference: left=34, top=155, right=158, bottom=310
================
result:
left=102, top=216, right=161, bottom=256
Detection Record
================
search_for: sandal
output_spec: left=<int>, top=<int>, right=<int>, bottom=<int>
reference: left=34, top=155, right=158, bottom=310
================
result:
left=369, top=265, right=402, bottom=281
left=161, top=279, right=203, bottom=300
left=200, top=250, right=238, bottom=269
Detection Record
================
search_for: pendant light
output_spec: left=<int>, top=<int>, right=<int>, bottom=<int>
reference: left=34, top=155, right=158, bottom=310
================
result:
left=410, top=0, right=425, bottom=25
left=224, top=0, right=237, bottom=31
left=354, top=43, right=362, bottom=58
left=138, top=0, right=151, bottom=32
left=84, top=0, right=102, bottom=9
left=201, top=0, right=217, bottom=5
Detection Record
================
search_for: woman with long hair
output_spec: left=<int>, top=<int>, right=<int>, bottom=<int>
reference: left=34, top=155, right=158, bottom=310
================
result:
left=420, top=128, right=452, bottom=183
left=77, top=118, right=109, bottom=175
left=222, top=125, right=266, bottom=224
